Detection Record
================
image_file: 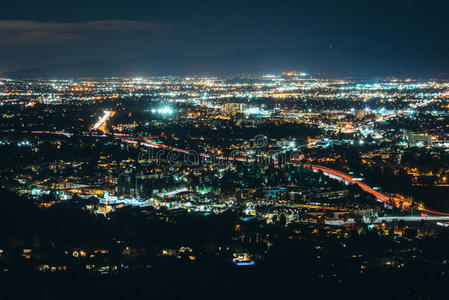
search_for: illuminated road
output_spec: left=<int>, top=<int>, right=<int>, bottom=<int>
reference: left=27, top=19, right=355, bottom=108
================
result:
left=299, top=164, right=449, bottom=216
left=92, top=110, right=114, bottom=133
left=122, top=136, right=449, bottom=216
left=301, top=164, right=395, bottom=206
left=417, top=207, right=449, bottom=216
left=28, top=127, right=449, bottom=217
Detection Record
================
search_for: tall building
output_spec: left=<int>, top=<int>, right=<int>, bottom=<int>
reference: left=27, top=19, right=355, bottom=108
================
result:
left=223, top=103, right=245, bottom=114
left=404, top=131, right=432, bottom=148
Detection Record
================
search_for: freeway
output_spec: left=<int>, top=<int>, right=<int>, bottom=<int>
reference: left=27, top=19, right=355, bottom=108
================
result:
left=299, top=164, right=449, bottom=216
left=92, top=110, right=115, bottom=133
left=326, top=215, right=449, bottom=225
left=121, top=136, right=449, bottom=216
left=418, top=207, right=449, bottom=216
left=301, top=164, right=395, bottom=206
left=31, top=121, right=449, bottom=217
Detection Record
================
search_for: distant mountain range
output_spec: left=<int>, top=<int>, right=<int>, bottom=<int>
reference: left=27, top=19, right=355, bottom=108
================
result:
left=3, top=51, right=447, bottom=78
left=3, top=52, right=303, bottom=78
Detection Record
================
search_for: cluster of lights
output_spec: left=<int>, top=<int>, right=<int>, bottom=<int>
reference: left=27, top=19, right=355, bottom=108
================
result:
left=151, top=106, right=174, bottom=115
left=245, top=107, right=268, bottom=115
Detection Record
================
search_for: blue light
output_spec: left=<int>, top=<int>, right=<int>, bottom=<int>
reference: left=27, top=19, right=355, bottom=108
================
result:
left=235, top=261, right=255, bottom=266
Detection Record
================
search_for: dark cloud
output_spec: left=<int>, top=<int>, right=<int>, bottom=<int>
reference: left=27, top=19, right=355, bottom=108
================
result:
left=0, top=20, right=171, bottom=46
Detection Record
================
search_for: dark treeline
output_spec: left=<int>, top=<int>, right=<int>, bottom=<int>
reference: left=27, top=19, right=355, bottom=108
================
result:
left=1, top=187, right=449, bottom=299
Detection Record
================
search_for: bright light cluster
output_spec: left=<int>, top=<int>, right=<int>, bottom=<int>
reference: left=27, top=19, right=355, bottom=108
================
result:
left=151, top=106, right=174, bottom=115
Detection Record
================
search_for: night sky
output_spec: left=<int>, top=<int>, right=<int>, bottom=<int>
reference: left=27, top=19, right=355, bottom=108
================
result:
left=1, top=0, right=448, bottom=76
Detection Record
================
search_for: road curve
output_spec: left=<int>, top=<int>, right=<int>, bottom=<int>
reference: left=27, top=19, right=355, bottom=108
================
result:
left=121, top=136, right=449, bottom=216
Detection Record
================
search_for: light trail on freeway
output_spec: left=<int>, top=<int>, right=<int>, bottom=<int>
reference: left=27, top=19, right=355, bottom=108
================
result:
left=31, top=118, right=449, bottom=217
left=121, top=135, right=449, bottom=216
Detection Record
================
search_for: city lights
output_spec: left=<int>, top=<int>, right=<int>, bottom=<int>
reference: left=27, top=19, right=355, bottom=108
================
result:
left=151, top=106, right=174, bottom=115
